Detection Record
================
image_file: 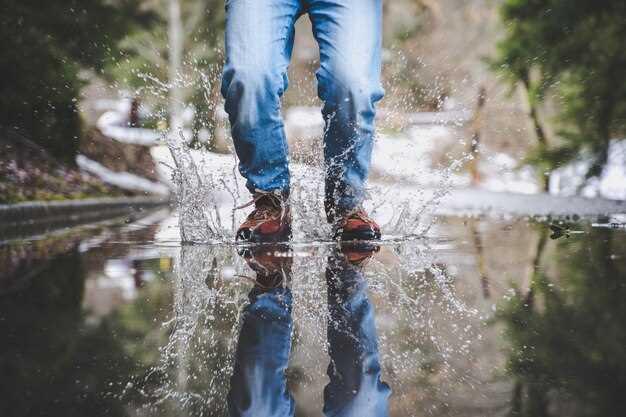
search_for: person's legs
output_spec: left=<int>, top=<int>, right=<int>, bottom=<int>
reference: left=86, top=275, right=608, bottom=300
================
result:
left=221, top=0, right=302, bottom=194
left=323, top=247, right=391, bottom=417
left=307, top=0, right=384, bottom=220
left=227, top=287, right=294, bottom=417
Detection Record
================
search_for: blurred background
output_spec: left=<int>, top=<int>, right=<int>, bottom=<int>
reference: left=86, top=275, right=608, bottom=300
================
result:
left=2, top=0, right=625, bottom=205
left=2, top=3, right=626, bottom=417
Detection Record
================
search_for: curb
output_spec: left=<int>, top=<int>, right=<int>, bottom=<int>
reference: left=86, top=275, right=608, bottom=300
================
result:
left=0, top=196, right=170, bottom=230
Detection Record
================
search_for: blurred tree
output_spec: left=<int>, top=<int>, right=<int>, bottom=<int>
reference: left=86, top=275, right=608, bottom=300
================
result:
left=110, top=0, right=225, bottom=148
left=0, top=0, right=153, bottom=163
left=498, top=226, right=626, bottom=416
left=492, top=0, right=626, bottom=188
left=0, top=249, right=138, bottom=417
left=0, top=244, right=175, bottom=417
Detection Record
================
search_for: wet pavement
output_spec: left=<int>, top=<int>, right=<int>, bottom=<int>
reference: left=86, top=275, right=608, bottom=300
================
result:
left=1, top=208, right=625, bottom=417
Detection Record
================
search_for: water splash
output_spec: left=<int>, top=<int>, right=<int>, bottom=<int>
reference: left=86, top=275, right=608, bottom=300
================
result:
left=128, top=237, right=484, bottom=415
left=126, top=244, right=249, bottom=415
left=116, top=48, right=474, bottom=243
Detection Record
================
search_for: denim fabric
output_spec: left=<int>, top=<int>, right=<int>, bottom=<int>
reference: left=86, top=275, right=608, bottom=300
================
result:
left=227, top=250, right=390, bottom=417
left=227, top=287, right=295, bottom=417
left=222, top=0, right=384, bottom=211
left=324, top=251, right=391, bottom=417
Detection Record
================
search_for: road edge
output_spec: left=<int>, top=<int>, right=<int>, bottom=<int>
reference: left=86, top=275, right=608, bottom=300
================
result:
left=0, top=196, right=170, bottom=229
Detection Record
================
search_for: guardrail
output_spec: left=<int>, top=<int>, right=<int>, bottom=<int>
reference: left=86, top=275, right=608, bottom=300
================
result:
left=0, top=196, right=169, bottom=231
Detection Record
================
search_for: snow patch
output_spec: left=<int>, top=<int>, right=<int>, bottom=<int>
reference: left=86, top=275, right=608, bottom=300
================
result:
left=76, top=155, right=170, bottom=196
left=96, top=110, right=162, bottom=146
left=550, top=139, right=626, bottom=200
left=480, top=153, right=540, bottom=194
left=372, top=126, right=541, bottom=194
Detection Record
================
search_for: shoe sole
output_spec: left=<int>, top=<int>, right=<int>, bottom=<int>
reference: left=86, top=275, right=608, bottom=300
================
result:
left=339, top=241, right=381, bottom=252
left=237, top=225, right=293, bottom=244
left=336, top=228, right=382, bottom=242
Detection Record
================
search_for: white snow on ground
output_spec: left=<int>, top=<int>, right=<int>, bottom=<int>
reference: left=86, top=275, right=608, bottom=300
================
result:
left=285, top=105, right=623, bottom=199
left=372, top=125, right=541, bottom=194
left=101, top=124, right=162, bottom=146
left=151, top=144, right=239, bottom=199
left=90, top=98, right=625, bottom=239
left=154, top=213, right=182, bottom=244
left=93, top=98, right=625, bottom=201
left=550, top=139, right=626, bottom=200
left=150, top=144, right=626, bottom=243
left=285, top=106, right=325, bottom=131
left=399, top=109, right=473, bottom=125
left=96, top=110, right=162, bottom=146
left=283, top=105, right=473, bottom=132
left=479, top=153, right=540, bottom=194
left=76, top=155, right=170, bottom=196
left=94, top=98, right=197, bottom=147
left=371, top=126, right=464, bottom=186
left=437, top=187, right=626, bottom=218
left=93, top=98, right=162, bottom=146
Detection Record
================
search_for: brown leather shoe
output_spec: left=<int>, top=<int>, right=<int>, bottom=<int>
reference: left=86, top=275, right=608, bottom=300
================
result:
left=340, top=242, right=380, bottom=267
left=332, top=208, right=381, bottom=241
left=236, top=191, right=291, bottom=242
left=239, top=244, right=292, bottom=289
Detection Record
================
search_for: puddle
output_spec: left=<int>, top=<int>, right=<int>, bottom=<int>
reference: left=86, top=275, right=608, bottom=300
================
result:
left=2, top=209, right=625, bottom=416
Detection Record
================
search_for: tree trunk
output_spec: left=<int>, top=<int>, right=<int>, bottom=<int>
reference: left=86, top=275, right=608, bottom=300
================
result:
left=168, top=0, right=184, bottom=136
left=520, top=74, right=550, bottom=191
left=591, top=83, right=616, bottom=179
left=166, top=0, right=214, bottom=242
left=467, top=86, right=486, bottom=186
left=520, top=75, right=548, bottom=148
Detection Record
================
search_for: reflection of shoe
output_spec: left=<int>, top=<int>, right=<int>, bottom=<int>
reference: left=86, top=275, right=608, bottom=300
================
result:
left=239, top=245, right=292, bottom=289
left=340, top=242, right=380, bottom=267
left=236, top=191, right=291, bottom=243
left=332, top=208, right=381, bottom=241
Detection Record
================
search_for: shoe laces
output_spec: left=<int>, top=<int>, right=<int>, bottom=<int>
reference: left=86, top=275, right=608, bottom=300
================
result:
left=341, top=208, right=373, bottom=225
left=234, top=191, right=287, bottom=221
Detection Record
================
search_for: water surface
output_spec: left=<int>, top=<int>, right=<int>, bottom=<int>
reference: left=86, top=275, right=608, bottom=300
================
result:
left=1, top=209, right=625, bottom=417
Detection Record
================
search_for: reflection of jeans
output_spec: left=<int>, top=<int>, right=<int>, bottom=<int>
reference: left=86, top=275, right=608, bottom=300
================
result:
left=227, top=287, right=295, bottom=417
left=228, top=254, right=390, bottom=417
left=324, top=253, right=391, bottom=417
left=221, top=0, right=384, bottom=211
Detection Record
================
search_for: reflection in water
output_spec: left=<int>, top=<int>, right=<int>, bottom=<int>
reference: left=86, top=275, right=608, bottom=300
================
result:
left=468, top=219, right=491, bottom=299
left=323, top=245, right=391, bottom=417
left=142, top=244, right=246, bottom=416
left=228, top=244, right=390, bottom=417
left=499, top=227, right=626, bottom=417
left=228, top=245, right=295, bottom=417
left=126, top=222, right=484, bottom=416
left=0, top=244, right=156, bottom=417
left=0, top=212, right=172, bottom=417
left=3, top=215, right=625, bottom=416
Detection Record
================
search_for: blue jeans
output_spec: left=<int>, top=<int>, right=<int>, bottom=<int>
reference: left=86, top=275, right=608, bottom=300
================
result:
left=227, top=251, right=390, bottom=417
left=221, top=0, right=384, bottom=212
left=227, top=287, right=295, bottom=417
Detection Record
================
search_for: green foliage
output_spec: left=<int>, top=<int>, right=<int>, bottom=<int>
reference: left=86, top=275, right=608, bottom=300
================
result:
left=0, top=242, right=174, bottom=417
left=0, top=0, right=154, bottom=163
left=0, top=130, right=122, bottom=203
left=498, top=227, right=626, bottom=416
left=492, top=0, right=626, bottom=179
left=109, top=0, right=226, bottom=145
left=0, top=249, right=136, bottom=417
